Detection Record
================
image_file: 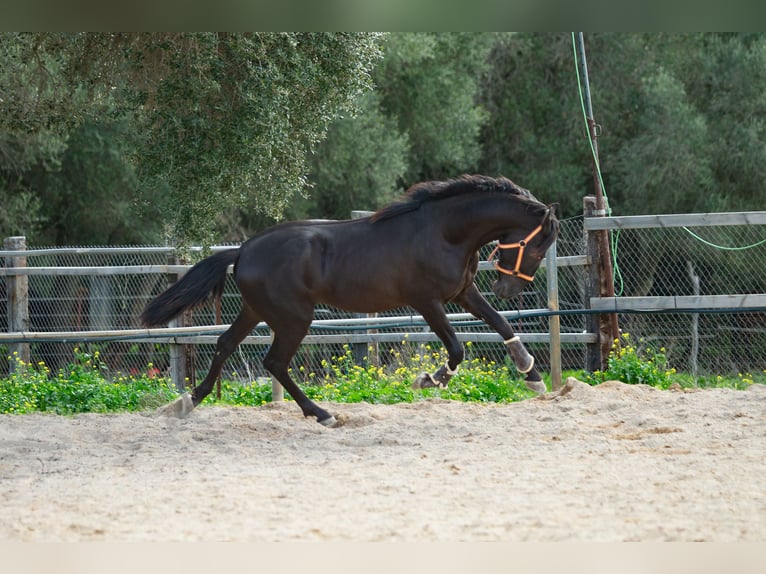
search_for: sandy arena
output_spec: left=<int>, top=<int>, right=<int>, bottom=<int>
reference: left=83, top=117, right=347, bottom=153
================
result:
left=1, top=378, right=764, bottom=542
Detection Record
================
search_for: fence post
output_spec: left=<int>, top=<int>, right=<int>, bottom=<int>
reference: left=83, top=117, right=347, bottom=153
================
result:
left=270, top=329, right=284, bottom=402
left=583, top=197, right=604, bottom=371
left=168, top=253, right=188, bottom=391
left=4, top=236, right=30, bottom=371
left=687, top=260, right=700, bottom=378
left=546, top=240, right=562, bottom=391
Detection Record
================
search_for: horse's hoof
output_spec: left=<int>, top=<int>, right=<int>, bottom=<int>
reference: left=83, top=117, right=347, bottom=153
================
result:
left=524, top=379, right=547, bottom=395
left=157, top=393, right=195, bottom=418
left=412, top=372, right=436, bottom=389
left=318, top=415, right=338, bottom=427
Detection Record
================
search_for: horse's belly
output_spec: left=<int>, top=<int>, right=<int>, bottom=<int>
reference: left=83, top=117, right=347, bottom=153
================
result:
left=320, top=284, right=404, bottom=315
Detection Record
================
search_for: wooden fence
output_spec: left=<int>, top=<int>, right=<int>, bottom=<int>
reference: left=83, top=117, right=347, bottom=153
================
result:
left=3, top=203, right=765, bottom=392
left=583, top=209, right=766, bottom=376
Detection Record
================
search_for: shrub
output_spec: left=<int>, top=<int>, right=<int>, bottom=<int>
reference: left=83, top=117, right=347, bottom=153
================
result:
left=586, top=332, right=676, bottom=389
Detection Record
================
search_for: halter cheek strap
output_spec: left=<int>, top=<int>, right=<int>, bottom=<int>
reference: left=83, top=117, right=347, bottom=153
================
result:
left=487, top=224, right=543, bottom=282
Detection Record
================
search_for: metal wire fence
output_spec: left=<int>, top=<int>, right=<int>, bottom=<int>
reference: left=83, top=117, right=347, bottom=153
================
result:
left=2, top=211, right=764, bottom=387
left=602, top=215, right=766, bottom=377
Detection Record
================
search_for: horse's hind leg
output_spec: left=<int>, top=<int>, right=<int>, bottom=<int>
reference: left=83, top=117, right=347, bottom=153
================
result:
left=193, top=305, right=261, bottom=405
left=263, top=319, right=336, bottom=426
left=159, top=306, right=260, bottom=418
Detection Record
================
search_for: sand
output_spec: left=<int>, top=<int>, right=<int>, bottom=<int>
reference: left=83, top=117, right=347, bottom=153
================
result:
left=1, top=378, right=764, bottom=541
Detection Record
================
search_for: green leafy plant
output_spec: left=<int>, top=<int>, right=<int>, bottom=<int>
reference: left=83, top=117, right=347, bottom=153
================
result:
left=673, top=370, right=765, bottom=391
left=281, top=342, right=537, bottom=405
left=586, top=332, right=677, bottom=389
left=2, top=341, right=763, bottom=415
left=0, top=350, right=177, bottom=415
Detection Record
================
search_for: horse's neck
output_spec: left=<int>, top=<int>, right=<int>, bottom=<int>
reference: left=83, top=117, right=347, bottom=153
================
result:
left=438, top=194, right=533, bottom=248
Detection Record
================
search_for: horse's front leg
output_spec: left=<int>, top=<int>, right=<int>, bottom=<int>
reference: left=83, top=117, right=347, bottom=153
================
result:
left=411, top=302, right=463, bottom=390
left=455, top=284, right=547, bottom=395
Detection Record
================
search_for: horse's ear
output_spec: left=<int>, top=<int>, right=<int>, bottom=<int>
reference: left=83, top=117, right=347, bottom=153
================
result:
left=542, top=203, right=558, bottom=226
left=540, top=203, right=559, bottom=237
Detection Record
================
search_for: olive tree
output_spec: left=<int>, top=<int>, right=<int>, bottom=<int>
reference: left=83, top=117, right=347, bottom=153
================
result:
left=0, top=33, right=385, bottom=245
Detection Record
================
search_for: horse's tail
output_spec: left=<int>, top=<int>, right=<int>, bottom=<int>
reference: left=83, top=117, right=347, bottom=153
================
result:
left=140, top=249, right=240, bottom=327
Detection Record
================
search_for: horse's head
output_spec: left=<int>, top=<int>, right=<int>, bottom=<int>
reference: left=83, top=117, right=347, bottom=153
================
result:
left=490, top=203, right=559, bottom=299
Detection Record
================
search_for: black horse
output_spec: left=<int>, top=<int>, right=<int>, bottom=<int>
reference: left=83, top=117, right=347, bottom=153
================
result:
left=141, top=175, right=559, bottom=425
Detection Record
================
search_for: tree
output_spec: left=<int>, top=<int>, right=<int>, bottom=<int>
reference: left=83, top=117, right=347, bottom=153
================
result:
left=290, top=32, right=492, bottom=226
left=305, top=91, right=409, bottom=220
left=0, top=33, right=76, bottom=240
left=212, top=91, right=409, bottom=237
left=374, top=33, right=493, bottom=183
left=0, top=33, right=385, bottom=245
left=39, top=120, right=151, bottom=245
left=478, top=33, right=589, bottom=219
left=131, top=33, right=385, bottom=245
left=610, top=67, right=714, bottom=214
left=682, top=33, right=766, bottom=212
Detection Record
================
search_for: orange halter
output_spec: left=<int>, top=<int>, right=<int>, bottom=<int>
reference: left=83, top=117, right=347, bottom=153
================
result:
left=487, top=224, right=543, bottom=282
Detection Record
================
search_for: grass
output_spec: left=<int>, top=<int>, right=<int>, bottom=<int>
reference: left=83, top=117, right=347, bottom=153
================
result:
left=585, top=332, right=766, bottom=391
left=0, top=348, right=178, bottom=415
left=1, top=337, right=763, bottom=415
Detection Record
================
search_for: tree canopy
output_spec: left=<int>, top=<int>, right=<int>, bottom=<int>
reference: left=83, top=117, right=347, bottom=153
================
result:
left=0, top=32, right=384, bottom=245
left=2, top=33, right=765, bottom=246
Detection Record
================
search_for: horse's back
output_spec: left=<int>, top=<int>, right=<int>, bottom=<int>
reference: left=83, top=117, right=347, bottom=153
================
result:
left=232, top=212, right=478, bottom=314
left=233, top=218, right=413, bottom=313
left=234, top=219, right=361, bottom=287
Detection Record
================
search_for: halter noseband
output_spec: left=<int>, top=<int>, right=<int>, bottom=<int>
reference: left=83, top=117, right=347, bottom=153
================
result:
left=487, top=224, right=543, bottom=282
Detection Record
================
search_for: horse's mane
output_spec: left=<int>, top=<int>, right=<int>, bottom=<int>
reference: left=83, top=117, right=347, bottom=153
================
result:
left=370, top=175, right=542, bottom=223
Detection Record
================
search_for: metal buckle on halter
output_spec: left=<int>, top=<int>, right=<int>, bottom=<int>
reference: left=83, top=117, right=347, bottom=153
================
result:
left=487, top=224, right=543, bottom=281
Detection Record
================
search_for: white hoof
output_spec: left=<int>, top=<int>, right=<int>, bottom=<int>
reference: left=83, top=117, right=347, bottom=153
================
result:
left=318, top=415, right=338, bottom=427
left=157, top=393, right=194, bottom=418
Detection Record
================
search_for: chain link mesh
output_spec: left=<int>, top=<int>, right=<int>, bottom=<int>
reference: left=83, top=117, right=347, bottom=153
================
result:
left=610, top=222, right=766, bottom=376
left=2, top=214, right=764, bottom=385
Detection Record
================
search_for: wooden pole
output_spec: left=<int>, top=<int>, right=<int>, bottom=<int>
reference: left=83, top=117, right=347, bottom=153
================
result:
left=546, top=240, right=562, bottom=391
left=167, top=253, right=188, bottom=391
left=583, top=197, right=603, bottom=372
left=270, top=329, right=284, bottom=402
left=215, top=293, right=222, bottom=399
left=577, top=33, right=619, bottom=367
left=4, top=236, right=30, bottom=372
left=687, top=261, right=700, bottom=378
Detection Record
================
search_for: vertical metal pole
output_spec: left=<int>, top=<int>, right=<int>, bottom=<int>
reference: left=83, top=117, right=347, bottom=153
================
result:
left=576, top=32, right=619, bottom=365
left=576, top=33, right=598, bottom=159
left=545, top=240, right=562, bottom=391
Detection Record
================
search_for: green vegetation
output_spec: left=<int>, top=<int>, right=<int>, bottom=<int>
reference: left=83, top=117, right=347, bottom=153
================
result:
left=0, top=348, right=177, bottom=415
left=0, top=343, right=536, bottom=415
left=585, top=332, right=765, bottom=391
left=585, top=332, right=677, bottom=389
left=0, top=32, right=385, bottom=245
left=1, top=340, right=763, bottom=416
left=299, top=342, right=536, bottom=405
left=5, top=33, right=766, bottom=246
